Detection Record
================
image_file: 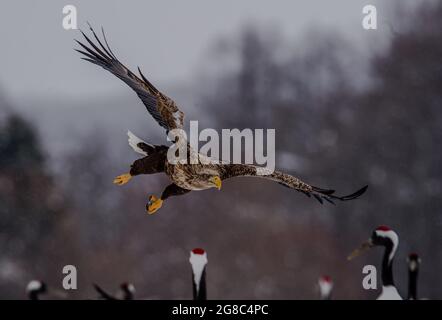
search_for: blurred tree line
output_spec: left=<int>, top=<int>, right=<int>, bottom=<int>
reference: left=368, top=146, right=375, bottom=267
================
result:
left=0, top=1, right=441, bottom=299
left=0, top=113, right=65, bottom=297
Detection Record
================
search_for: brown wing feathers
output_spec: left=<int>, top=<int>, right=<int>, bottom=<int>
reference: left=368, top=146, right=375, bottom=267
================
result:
left=75, top=25, right=180, bottom=131
left=137, top=66, right=159, bottom=94
left=280, top=179, right=368, bottom=205
left=220, top=164, right=367, bottom=205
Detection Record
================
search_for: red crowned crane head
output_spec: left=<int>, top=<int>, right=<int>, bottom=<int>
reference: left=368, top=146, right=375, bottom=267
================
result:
left=318, top=275, right=333, bottom=299
left=348, top=225, right=399, bottom=262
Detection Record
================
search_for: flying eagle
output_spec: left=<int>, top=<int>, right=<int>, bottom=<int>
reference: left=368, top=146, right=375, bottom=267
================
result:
left=75, top=26, right=367, bottom=214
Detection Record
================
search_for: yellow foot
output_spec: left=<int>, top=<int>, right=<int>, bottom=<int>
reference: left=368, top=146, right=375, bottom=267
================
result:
left=146, top=195, right=163, bottom=215
left=113, top=173, right=132, bottom=185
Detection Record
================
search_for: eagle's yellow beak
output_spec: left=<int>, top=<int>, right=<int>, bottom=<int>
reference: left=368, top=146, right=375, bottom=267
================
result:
left=211, top=176, right=222, bottom=190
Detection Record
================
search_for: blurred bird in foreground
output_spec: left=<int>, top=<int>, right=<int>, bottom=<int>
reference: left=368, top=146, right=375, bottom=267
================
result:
left=407, top=253, right=421, bottom=300
left=348, top=226, right=402, bottom=300
left=93, top=282, right=136, bottom=300
left=189, top=248, right=208, bottom=300
left=318, top=275, right=333, bottom=300
left=26, top=280, right=68, bottom=300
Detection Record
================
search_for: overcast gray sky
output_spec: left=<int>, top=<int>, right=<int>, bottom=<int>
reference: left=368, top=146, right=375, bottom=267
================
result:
left=0, top=0, right=419, bottom=102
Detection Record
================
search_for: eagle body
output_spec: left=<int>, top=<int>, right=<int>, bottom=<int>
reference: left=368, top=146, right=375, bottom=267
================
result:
left=128, top=139, right=222, bottom=191
left=75, top=26, right=367, bottom=213
left=165, top=162, right=220, bottom=191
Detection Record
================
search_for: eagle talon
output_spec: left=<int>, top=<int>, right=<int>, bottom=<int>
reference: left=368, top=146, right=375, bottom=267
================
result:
left=113, top=173, right=132, bottom=185
left=147, top=195, right=163, bottom=214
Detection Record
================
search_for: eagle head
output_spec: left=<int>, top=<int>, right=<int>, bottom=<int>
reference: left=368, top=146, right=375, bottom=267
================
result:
left=208, top=175, right=222, bottom=190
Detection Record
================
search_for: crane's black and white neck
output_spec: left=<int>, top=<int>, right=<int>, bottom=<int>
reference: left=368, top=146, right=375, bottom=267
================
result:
left=120, top=282, right=136, bottom=300
left=189, top=248, right=208, bottom=300
left=318, top=275, right=333, bottom=300
left=26, top=280, right=47, bottom=300
left=375, top=226, right=399, bottom=299
left=348, top=225, right=402, bottom=300
left=407, top=253, right=420, bottom=300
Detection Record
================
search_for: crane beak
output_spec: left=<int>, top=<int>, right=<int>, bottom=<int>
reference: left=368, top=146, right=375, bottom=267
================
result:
left=211, top=176, right=222, bottom=190
left=348, top=238, right=373, bottom=260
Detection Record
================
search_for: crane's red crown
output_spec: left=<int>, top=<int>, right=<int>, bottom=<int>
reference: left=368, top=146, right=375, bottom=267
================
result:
left=376, top=225, right=391, bottom=232
left=409, top=252, right=419, bottom=259
left=192, top=248, right=205, bottom=255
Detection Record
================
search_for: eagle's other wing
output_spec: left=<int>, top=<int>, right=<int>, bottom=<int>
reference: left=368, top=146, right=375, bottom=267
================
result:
left=75, top=25, right=184, bottom=131
left=219, top=164, right=368, bottom=205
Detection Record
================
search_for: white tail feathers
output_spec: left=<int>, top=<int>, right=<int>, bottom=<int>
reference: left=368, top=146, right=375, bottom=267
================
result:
left=127, top=130, right=149, bottom=156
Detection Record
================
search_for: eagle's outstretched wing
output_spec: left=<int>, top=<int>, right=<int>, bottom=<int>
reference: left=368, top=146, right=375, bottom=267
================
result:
left=219, top=164, right=368, bottom=205
left=75, top=25, right=184, bottom=132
